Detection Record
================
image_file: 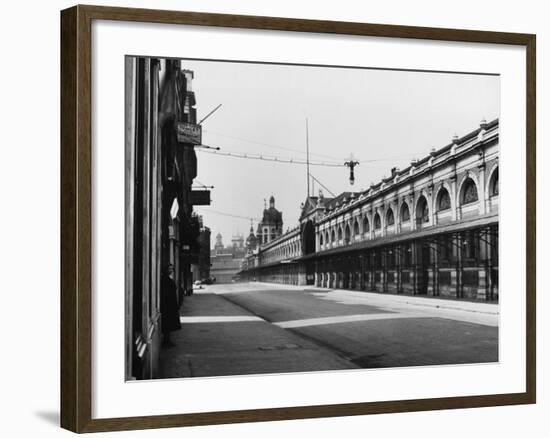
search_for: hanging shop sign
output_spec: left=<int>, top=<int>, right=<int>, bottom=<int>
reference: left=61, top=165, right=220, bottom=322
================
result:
left=190, top=190, right=211, bottom=206
left=176, top=122, right=202, bottom=145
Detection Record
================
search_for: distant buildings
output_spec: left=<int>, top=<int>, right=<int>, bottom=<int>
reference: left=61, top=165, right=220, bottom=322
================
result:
left=213, top=232, right=245, bottom=258
left=210, top=196, right=285, bottom=283
left=210, top=232, right=246, bottom=283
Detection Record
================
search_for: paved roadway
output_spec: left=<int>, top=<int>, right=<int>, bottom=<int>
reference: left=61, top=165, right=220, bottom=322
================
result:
left=159, top=282, right=498, bottom=378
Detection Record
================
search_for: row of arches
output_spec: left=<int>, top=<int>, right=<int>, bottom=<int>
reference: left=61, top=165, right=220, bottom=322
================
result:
left=259, top=170, right=499, bottom=263
left=263, top=238, right=301, bottom=264
left=318, top=171, right=498, bottom=250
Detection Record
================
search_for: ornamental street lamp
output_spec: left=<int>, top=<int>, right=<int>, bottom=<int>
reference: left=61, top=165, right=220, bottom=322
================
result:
left=344, top=154, right=360, bottom=185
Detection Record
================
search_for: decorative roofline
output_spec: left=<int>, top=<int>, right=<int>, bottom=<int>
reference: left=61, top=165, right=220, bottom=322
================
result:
left=257, top=226, right=301, bottom=253
left=316, top=118, right=499, bottom=225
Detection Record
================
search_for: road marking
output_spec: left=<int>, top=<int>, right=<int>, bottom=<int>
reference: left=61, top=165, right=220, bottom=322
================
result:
left=179, top=316, right=265, bottom=323
left=308, top=291, right=499, bottom=327
left=274, top=313, right=424, bottom=328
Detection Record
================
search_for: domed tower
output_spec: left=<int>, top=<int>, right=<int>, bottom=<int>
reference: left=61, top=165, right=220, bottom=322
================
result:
left=213, top=232, right=224, bottom=254
left=257, top=195, right=283, bottom=245
left=246, top=221, right=258, bottom=252
left=231, top=232, right=244, bottom=249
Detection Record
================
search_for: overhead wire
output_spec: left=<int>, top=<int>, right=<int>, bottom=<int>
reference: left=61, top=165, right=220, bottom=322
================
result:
left=203, top=129, right=434, bottom=166
left=203, top=128, right=345, bottom=161
left=194, top=207, right=260, bottom=222
left=197, top=146, right=344, bottom=167
left=198, top=144, right=431, bottom=168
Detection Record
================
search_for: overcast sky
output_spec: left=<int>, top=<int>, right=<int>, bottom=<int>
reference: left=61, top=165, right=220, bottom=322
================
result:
left=182, top=59, right=499, bottom=247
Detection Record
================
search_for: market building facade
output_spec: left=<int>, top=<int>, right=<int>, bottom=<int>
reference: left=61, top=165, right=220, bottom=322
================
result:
left=239, top=119, right=499, bottom=302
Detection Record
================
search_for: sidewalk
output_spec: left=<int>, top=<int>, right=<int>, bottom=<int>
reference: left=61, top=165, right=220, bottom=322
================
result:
left=158, top=288, right=357, bottom=379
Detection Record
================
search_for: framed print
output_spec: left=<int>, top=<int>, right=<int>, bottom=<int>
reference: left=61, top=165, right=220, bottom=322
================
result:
left=60, top=4, right=536, bottom=433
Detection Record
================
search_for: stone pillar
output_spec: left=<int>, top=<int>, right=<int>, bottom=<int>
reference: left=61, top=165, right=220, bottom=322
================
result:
left=369, top=213, right=374, bottom=240
left=381, top=208, right=386, bottom=238
left=359, top=255, right=365, bottom=291
left=370, top=251, right=376, bottom=290
left=450, top=175, right=458, bottom=221
left=455, top=233, right=463, bottom=298
left=427, top=268, right=435, bottom=296
left=396, top=246, right=402, bottom=293
left=477, top=269, right=488, bottom=300
left=411, top=193, right=417, bottom=231
left=478, top=164, right=487, bottom=215
left=298, top=269, right=307, bottom=286
left=382, top=249, right=387, bottom=292
left=429, top=188, right=436, bottom=227
left=427, top=243, right=436, bottom=296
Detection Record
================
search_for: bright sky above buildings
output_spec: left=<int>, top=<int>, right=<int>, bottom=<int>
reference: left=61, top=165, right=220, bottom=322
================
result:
left=184, top=59, right=499, bottom=246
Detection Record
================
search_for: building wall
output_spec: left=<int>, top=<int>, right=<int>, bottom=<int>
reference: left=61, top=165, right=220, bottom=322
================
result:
left=125, top=57, right=163, bottom=381
left=125, top=57, right=205, bottom=380
left=211, top=254, right=245, bottom=283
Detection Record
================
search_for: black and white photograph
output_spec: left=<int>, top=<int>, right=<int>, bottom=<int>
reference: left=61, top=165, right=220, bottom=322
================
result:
left=125, top=56, right=500, bottom=381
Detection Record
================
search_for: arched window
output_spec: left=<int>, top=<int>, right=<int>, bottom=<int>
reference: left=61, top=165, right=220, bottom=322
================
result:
left=490, top=168, right=499, bottom=197
left=461, top=178, right=479, bottom=205
left=363, top=216, right=370, bottom=234
left=345, top=225, right=351, bottom=244
left=416, top=196, right=429, bottom=224
left=331, top=229, right=336, bottom=242
left=374, top=213, right=381, bottom=229
left=437, top=188, right=451, bottom=211
left=353, top=219, right=360, bottom=236
left=386, top=208, right=395, bottom=226
left=338, top=226, right=343, bottom=241
left=401, top=203, right=410, bottom=222
left=326, top=231, right=330, bottom=245
left=319, top=233, right=324, bottom=246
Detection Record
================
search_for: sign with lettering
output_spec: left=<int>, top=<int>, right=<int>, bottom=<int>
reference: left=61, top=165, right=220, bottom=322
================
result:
left=191, top=190, right=211, bottom=206
left=176, top=122, right=202, bottom=145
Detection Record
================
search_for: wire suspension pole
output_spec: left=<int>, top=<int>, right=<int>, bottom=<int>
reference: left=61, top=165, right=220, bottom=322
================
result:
left=310, top=174, right=336, bottom=198
left=306, top=118, right=310, bottom=198
left=198, top=104, right=222, bottom=125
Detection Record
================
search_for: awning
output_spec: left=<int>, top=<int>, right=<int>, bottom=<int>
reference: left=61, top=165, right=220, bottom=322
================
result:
left=298, top=213, right=498, bottom=261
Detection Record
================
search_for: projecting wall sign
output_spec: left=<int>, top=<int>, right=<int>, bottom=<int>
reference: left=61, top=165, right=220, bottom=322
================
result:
left=176, top=122, right=202, bottom=145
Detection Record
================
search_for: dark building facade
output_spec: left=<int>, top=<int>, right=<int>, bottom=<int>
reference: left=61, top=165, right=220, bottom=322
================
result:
left=240, top=119, right=499, bottom=302
left=192, top=216, right=211, bottom=283
left=125, top=58, right=210, bottom=380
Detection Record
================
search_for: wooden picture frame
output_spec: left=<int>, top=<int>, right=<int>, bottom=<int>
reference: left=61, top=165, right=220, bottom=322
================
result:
left=60, top=4, right=536, bottom=433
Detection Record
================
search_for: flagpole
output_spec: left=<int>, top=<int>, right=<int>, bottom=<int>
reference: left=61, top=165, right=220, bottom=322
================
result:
left=306, top=118, right=310, bottom=198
